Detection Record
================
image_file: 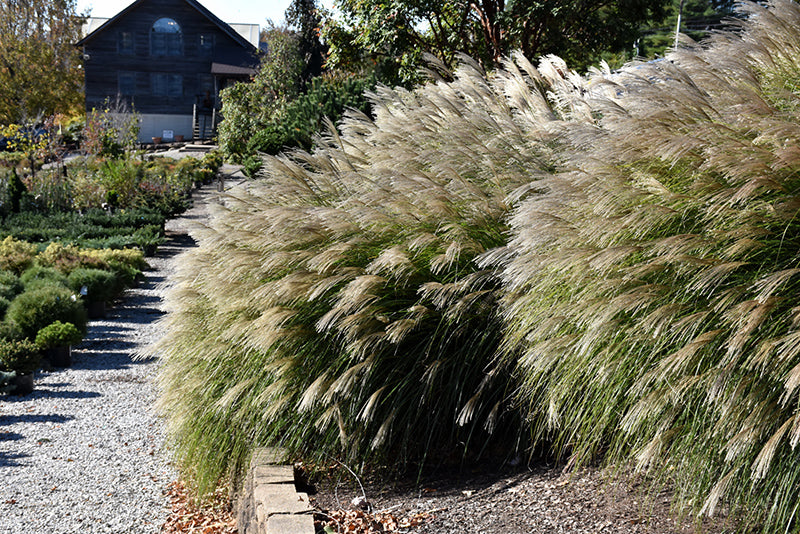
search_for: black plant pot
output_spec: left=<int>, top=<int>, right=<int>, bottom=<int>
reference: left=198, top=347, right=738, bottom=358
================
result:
left=10, top=372, right=34, bottom=396
left=88, top=300, right=106, bottom=319
left=142, top=244, right=158, bottom=257
left=44, top=345, right=71, bottom=368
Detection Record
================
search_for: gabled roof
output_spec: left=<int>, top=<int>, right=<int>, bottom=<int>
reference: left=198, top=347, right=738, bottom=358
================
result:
left=76, top=0, right=259, bottom=52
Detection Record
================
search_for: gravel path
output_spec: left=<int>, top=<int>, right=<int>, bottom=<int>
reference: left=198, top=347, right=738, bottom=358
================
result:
left=0, top=185, right=220, bottom=534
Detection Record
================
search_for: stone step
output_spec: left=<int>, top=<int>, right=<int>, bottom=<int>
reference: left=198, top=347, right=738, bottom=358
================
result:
left=236, top=448, right=315, bottom=534
left=179, top=144, right=217, bottom=152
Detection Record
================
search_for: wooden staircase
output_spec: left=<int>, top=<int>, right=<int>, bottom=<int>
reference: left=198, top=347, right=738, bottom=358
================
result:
left=192, top=104, right=217, bottom=141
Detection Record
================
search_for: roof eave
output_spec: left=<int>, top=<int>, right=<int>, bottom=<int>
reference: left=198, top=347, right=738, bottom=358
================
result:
left=76, top=0, right=259, bottom=53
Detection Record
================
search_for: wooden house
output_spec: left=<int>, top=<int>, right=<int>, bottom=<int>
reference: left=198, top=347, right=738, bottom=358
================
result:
left=77, top=0, right=260, bottom=143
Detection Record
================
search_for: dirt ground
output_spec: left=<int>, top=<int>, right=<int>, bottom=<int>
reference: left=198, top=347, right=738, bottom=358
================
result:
left=307, top=459, right=743, bottom=534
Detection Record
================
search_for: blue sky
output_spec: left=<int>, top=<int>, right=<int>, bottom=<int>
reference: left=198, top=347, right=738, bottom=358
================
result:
left=75, top=0, right=334, bottom=26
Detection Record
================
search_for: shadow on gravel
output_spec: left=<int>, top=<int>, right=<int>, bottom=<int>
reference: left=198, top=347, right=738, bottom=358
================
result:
left=83, top=324, right=134, bottom=335
left=0, top=431, right=23, bottom=442
left=0, top=388, right=102, bottom=401
left=0, top=451, right=28, bottom=466
left=111, top=309, right=166, bottom=325
left=162, top=231, right=196, bottom=252
left=0, top=414, right=74, bottom=425
left=77, top=342, right=138, bottom=352
left=69, top=351, right=149, bottom=370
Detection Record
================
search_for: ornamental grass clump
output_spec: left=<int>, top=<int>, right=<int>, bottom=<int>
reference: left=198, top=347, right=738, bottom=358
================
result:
left=155, top=55, right=567, bottom=491
left=500, top=1, right=800, bottom=531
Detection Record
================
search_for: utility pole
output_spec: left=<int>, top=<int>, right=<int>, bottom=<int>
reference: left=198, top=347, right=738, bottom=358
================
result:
left=674, top=0, right=685, bottom=50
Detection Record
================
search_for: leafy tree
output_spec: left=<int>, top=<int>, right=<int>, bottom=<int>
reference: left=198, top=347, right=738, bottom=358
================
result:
left=217, top=23, right=303, bottom=161
left=324, top=0, right=670, bottom=84
left=324, top=0, right=476, bottom=85
left=0, top=0, right=86, bottom=124
left=285, top=0, right=327, bottom=86
left=219, top=19, right=376, bottom=164
left=246, top=72, right=375, bottom=155
left=639, top=0, right=738, bottom=57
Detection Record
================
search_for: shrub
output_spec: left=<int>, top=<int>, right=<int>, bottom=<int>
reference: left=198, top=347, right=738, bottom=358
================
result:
left=20, top=266, right=69, bottom=290
left=81, top=98, right=139, bottom=157
left=170, top=157, right=199, bottom=191
left=218, top=24, right=303, bottom=163
left=201, top=151, right=223, bottom=174
left=6, top=168, right=28, bottom=214
left=35, top=321, right=83, bottom=349
left=6, top=286, right=86, bottom=339
left=67, top=268, right=119, bottom=302
left=240, top=155, right=262, bottom=178
left=0, top=321, right=22, bottom=342
left=247, top=73, right=376, bottom=156
left=23, top=166, right=73, bottom=212
left=0, top=270, right=23, bottom=301
left=0, top=339, right=41, bottom=373
left=37, top=242, right=107, bottom=273
left=0, top=236, right=37, bottom=274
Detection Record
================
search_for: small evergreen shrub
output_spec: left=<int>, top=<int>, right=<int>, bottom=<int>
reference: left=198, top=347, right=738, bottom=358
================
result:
left=0, top=339, right=41, bottom=373
left=20, top=266, right=68, bottom=290
left=0, top=236, right=37, bottom=274
left=6, top=286, right=87, bottom=339
left=0, top=321, right=22, bottom=342
left=67, top=268, right=118, bottom=302
left=0, top=270, right=23, bottom=301
left=201, top=151, right=223, bottom=174
left=35, top=321, right=83, bottom=349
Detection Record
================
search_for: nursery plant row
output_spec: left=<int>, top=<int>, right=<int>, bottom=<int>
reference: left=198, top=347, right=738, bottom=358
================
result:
left=0, top=150, right=223, bottom=394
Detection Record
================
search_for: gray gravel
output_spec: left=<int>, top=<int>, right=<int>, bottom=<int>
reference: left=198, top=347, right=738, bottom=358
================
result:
left=0, top=186, right=220, bottom=534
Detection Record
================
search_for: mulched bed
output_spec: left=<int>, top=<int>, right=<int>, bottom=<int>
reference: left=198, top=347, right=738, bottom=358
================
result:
left=162, top=480, right=237, bottom=534
left=307, top=459, right=744, bottom=534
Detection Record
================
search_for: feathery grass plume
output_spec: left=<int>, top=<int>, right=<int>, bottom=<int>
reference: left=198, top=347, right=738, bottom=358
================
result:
left=500, top=1, right=800, bottom=531
left=154, top=55, right=570, bottom=493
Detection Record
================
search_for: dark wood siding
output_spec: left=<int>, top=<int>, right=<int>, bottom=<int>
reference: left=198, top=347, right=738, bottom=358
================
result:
left=81, top=0, right=257, bottom=115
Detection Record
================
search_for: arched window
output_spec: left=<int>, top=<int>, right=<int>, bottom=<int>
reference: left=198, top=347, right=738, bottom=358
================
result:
left=151, top=17, right=182, bottom=56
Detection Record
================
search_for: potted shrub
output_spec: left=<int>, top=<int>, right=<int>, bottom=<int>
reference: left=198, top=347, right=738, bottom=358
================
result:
left=0, top=369, right=16, bottom=394
left=35, top=321, right=83, bottom=368
left=67, top=268, right=118, bottom=319
left=20, top=265, right=69, bottom=291
left=5, top=285, right=87, bottom=340
left=0, top=339, right=41, bottom=395
left=131, top=226, right=164, bottom=257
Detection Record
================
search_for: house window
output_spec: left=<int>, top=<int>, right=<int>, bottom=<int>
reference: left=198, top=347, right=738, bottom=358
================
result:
left=118, top=31, right=135, bottom=55
left=199, top=34, right=215, bottom=56
left=118, top=72, right=137, bottom=96
left=151, top=17, right=182, bottom=56
left=198, top=74, right=214, bottom=95
left=152, top=73, right=183, bottom=98
left=197, top=74, right=215, bottom=108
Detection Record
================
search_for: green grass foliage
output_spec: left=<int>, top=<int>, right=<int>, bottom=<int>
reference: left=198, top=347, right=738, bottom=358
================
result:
left=158, top=1, right=800, bottom=531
